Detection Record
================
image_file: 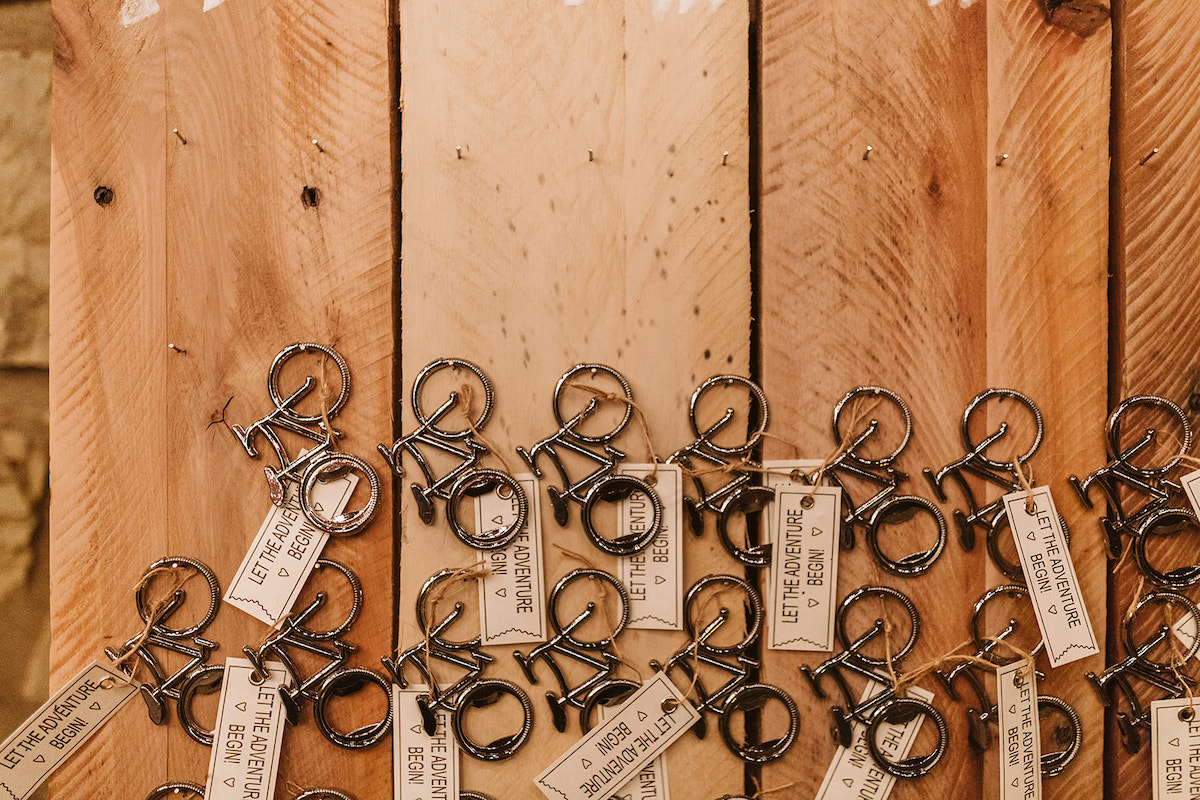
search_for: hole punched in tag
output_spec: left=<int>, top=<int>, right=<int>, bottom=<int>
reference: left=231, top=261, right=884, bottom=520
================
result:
left=1181, top=706, right=1196, bottom=722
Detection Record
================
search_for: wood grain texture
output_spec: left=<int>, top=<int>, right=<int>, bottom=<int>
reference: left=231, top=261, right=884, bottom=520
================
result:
left=1112, top=0, right=1200, bottom=796
left=49, top=0, right=169, bottom=793
left=49, top=0, right=393, bottom=792
left=987, top=1, right=1110, bottom=798
left=759, top=1, right=988, bottom=796
left=397, top=0, right=750, bottom=797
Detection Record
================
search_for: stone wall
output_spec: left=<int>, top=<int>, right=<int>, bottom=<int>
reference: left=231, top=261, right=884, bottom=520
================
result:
left=0, top=0, right=51, bottom=754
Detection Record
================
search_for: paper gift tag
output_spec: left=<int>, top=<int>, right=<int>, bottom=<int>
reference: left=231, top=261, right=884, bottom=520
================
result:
left=767, top=486, right=841, bottom=651
left=477, top=474, right=548, bottom=645
left=204, top=657, right=291, bottom=800
left=1003, top=487, right=1099, bottom=668
left=997, top=660, right=1041, bottom=800
left=1151, top=697, right=1200, bottom=800
left=394, top=685, right=459, bottom=800
left=226, top=474, right=356, bottom=625
left=618, top=464, right=684, bottom=630
left=0, top=662, right=137, bottom=800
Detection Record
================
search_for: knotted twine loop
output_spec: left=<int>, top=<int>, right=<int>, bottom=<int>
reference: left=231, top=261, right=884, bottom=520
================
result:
left=1165, top=453, right=1200, bottom=473
left=110, top=565, right=198, bottom=686
left=551, top=544, right=641, bottom=682
left=422, top=562, right=491, bottom=692
left=563, top=380, right=660, bottom=485
left=1012, top=458, right=1036, bottom=514
left=458, top=382, right=517, bottom=477
left=316, top=352, right=336, bottom=442
left=799, top=395, right=883, bottom=501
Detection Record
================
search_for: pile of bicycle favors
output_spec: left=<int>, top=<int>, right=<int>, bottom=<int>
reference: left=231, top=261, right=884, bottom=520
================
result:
left=45, top=344, right=1200, bottom=800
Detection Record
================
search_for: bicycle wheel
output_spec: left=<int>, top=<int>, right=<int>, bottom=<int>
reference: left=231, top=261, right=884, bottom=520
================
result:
left=290, top=559, right=363, bottom=640
left=1134, top=508, right=1200, bottom=588
left=452, top=679, right=534, bottom=761
left=582, top=475, right=661, bottom=556
left=719, top=683, right=799, bottom=763
left=135, top=556, right=221, bottom=640
left=548, top=569, right=629, bottom=650
left=865, top=495, right=947, bottom=576
left=986, top=508, right=1072, bottom=585
left=313, top=667, right=392, bottom=750
left=267, top=342, right=351, bottom=424
left=411, top=358, right=493, bottom=439
left=447, top=469, right=528, bottom=550
left=578, top=678, right=640, bottom=733
left=865, top=697, right=948, bottom=779
left=1106, top=395, right=1192, bottom=477
left=684, top=574, right=763, bottom=655
left=552, top=363, right=634, bottom=444
left=291, top=792, right=355, bottom=800
left=416, top=568, right=481, bottom=650
left=961, top=388, right=1044, bottom=471
left=177, top=664, right=223, bottom=746
left=835, top=585, right=920, bottom=668
left=300, top=453, right=380, bottom=536
left=144, top=782, right=206, bottom=800
left=716, top=486, right=775, bottom=567
left=969, top=585, right=1041, bottom=666
left=833, top=386, right=912, bottom=468
left=688, top=375, right=770, bottom=456
left=1038, top=695, right=1082, bottom=777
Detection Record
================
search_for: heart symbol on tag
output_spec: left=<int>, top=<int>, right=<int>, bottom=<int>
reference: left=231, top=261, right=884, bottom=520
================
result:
left=90, top=702, right=101, bottom=711
left=581, top=758, right=592, bottom=769
left=236, top=702, right=248, bottom=712
left=495, top=588, right=507, bottom=598
left=225, top=778, right=236, bottom=788
left=278, top=567, right=289, bottom=578
left=1026, top=530, right=1036, bottom=540
left=1171, top=737, right=1181, bottom=747
left=33, top=755, right=44, bottom=764
left=411, top=725, right=423, bottom=735
left=1048, top=605, right=1058, bottom=615
left=842, top=778, right=854, bottom=788
left=1009, top=705, right=1017, bottom=714
left=637, top=711, right=647, bottom=722
left=654, top=576, right=666, bottom=585
left=1011, top=778, right=1019, bottom=787
left=808, top=598, right=819, bottom=608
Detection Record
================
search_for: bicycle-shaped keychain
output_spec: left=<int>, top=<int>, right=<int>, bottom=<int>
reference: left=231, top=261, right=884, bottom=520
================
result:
left=105, top=556, right=222, bottom=727
left=1086, top=588, right=1200, bottom=753
left=513, top=568, right=635, bottom=733
left=924, top=388, right=1069, bottom=581
left=799, top=585, right=948, bottom=779
left=651, top=574, right=799, bottom=762
left=669, top=375, right=775, bottom=565
left=934, top=584, right=1082, bottom=776
left=1069, top=395, right=1198, bottom=572
left=384, top=568, right=534, bottom=760
left=518, top=364, right=662, bottom=556
left=806, top=386, right=947, bottom=575
left=232, top=342, right=379, bottom=536
left=378, top=358, right=528, bottom=550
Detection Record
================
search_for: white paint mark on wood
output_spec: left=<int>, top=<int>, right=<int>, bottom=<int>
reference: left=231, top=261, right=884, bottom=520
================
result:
left=119, top=0, right=159, bottom=27
left=203, top=0, right=231, bottom=11
left=567, top=0, right=723, bottom=17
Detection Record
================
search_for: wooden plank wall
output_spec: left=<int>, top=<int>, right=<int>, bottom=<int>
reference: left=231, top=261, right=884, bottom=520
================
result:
left=49, top=0, right=393, bottom=796
left=396, top=1, right=749, bottom=797
left=46, top=0, right=1200, bottom=796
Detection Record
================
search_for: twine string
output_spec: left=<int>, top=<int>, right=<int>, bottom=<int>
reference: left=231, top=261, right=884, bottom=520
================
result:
left=550, top=544, right=638, bottom=680
left=422, top=562, right=490, bottom=695
left=801, top=395, right=883, bottom=500
left=458, top=382, right=517, bottom=476
left=1164, top=597, right=1195, bottom=715
left=1012, top=458, right=1036, bottom=514
left=564, top=379, right=659, bottom=484
left=110, top=565, right=198, bottom=686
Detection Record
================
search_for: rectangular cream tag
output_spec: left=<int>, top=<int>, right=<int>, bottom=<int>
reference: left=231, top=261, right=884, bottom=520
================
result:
left=477, top=474, right=548, bottom=645
left=1151, top=697, right=1200, bottom=800
left=1181, top=469, right=1200, bottom=521
left=997, top=660, right=1042, bottom=800
left=618, top=464, right=683, bottom=630
left=814, top=683, right=933, bottom=800
left=763, top=460, right=825, bottom=606
left=534, top=673, right=700, bottom=800
left=225, top=474, right=355, bottom=625
left=767, top=486, right=841, bottom=651
left=599, top=700, right=670, bottom=800
left=1004, top=486, right=1099, bottom=668
left=0, top=662, right=137, bottom=800
left=394, top=686, right=459, bottom=800
left=205, top=657, right=290, bottom=800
